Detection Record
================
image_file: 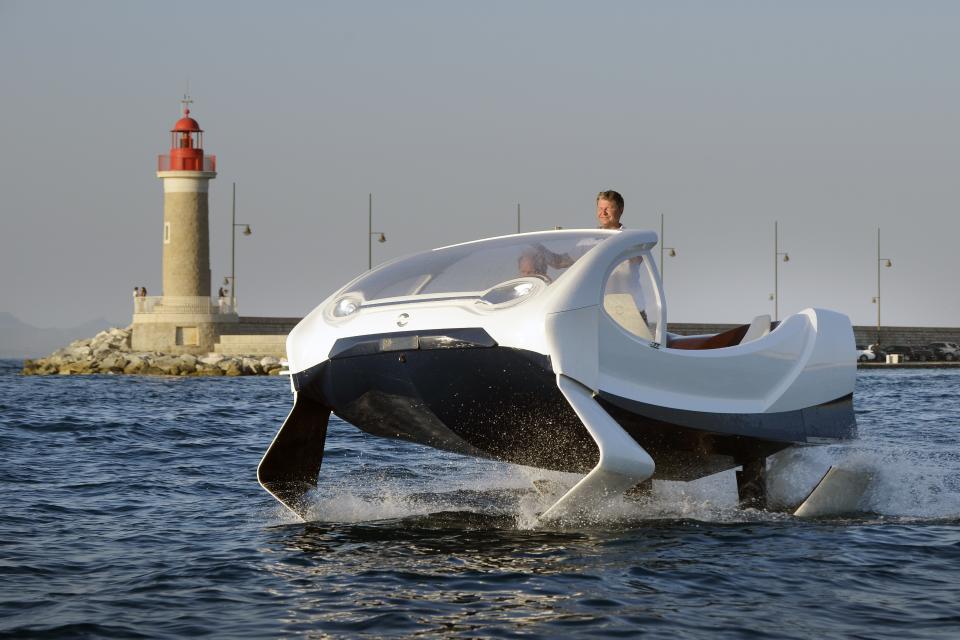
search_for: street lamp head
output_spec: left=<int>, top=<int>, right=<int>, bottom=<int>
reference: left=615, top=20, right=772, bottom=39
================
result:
left=872, top=296, right=879, bottom=304
left=243, top=225, right=252, bottom=236
left=884, top=259, right=892, bottom=268
left=378, top=233, right=386, bottom=243
left=223, top=276, right=230, bottom=286
left=769, top=293, right=775, bottom=301
left=782, top=253, right=790, bottom=262
left=667, top=248, right=677, bottom=257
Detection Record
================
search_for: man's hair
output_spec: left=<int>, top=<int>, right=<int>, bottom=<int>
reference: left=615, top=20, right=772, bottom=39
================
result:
left=596, top=190, right=624, bottom=212
left=518, top=248, right=548, bottom=275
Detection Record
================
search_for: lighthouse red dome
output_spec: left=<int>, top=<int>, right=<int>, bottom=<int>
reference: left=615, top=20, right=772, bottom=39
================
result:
left=172, top=109, right=202, bottom=133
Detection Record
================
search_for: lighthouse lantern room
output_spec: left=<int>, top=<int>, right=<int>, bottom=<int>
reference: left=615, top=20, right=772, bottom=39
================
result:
left=158, top=99, right=216, bottom=173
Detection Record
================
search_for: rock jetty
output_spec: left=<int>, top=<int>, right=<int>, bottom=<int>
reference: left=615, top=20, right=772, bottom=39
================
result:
left=22, top=326, right=284, bottom=376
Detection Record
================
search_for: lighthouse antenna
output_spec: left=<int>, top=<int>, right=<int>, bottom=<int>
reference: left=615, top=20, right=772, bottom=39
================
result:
left=181, top=82, right=193, bottom=116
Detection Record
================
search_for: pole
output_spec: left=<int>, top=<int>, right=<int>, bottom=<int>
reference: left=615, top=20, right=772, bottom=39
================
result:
left=368, top=193, right=373, bottom=271
left=877, top=227, right=881, bottom=346
left=660, top=213, right=665, bottom=282
left=517, top=203, right=521, bottom=234
left=231, top=182, right=236, bottom=312
left=774, top=221, right=779, bottom=322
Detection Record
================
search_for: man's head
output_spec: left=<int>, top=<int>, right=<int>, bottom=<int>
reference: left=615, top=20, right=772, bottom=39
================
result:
left=596, top=190, right=624, bottom=230
left=518, top=249, right=548, bottom=277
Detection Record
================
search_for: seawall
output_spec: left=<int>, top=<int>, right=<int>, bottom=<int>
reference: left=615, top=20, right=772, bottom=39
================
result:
left=669, top=323, right=960, bottom=347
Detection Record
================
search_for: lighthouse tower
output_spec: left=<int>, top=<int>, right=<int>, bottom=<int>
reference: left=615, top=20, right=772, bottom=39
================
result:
left=131, top=97, right=237, bottom=354
left=159, top=98, right=214, bottom=298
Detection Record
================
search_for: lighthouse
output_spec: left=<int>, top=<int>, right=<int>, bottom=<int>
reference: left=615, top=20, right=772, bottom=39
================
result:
left=158, top=97, right=215, bottom=298
left=131, top=97, right=238, bottom=354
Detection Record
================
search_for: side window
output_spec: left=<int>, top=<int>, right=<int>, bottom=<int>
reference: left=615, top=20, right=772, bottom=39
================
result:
left=603, top=254, right=660, bottom=341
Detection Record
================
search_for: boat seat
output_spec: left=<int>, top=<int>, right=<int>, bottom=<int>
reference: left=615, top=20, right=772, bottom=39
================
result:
left=667, top=324, right=749, bottom=350
left=741, top=314, right=772, bottom=344
left=667, top=315, right=773, bottom=351
left=603, top=293, right=653, bottom=340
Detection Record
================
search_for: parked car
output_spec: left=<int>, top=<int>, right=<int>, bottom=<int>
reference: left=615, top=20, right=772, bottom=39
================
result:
left=883, top=345, right=915, bottom=361
left=911, top=345, right=936, bottom=362
left=884, top=345, right=936, bottom=362
left=928, top=342, right=960, bottom=361
left=856, top=344, right=884, bottom=362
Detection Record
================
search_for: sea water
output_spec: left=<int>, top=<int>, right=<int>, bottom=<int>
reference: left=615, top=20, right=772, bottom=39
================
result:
left=1, top=359, right=958, bottom=638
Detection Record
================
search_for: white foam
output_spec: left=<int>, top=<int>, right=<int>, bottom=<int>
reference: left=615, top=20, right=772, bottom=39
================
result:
left=266, top=434, right=960, bottom=528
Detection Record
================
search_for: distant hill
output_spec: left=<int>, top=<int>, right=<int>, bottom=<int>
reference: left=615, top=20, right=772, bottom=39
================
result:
left=0, top=312, right=125, bottom=358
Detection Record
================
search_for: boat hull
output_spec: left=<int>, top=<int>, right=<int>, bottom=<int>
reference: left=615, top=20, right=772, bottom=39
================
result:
left=291, top=331, right=855, bottom=481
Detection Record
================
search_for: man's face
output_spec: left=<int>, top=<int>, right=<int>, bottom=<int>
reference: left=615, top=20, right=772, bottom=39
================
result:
left=596, top=198, right=623, bottom=229
left=518, top=255, right=537, bottom=276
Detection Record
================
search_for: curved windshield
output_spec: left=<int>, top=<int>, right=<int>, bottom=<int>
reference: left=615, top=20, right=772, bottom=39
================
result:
left=341, top=231, right=614, bottom=302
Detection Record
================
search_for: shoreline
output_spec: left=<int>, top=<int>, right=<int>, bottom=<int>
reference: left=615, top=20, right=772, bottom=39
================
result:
left=857, top=361, right=960, bottom=369
left=20, top=326, right=284, bottom=376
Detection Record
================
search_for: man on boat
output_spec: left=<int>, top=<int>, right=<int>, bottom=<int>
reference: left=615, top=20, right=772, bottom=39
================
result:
left=534, top=189, right=651, bottom=330
left=537, top=189, right=626, bottom=269
left=595, top=190, right=625, bottom=231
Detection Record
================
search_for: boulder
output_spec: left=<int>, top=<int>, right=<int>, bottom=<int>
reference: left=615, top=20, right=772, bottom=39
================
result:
left=140, top=365, right=167, bottom=376
left=123, top=355, right=145, bottom=374
left=178, top=353, right=198, bottom=367
left=196, top=363, right=224, bottom=376
left=98, top=353, right=128, bottom=372
left=260, top=356, right=280, bottom=369
left=59, top=361, right=93, bottom=375
left=242, top=357, right=263, bottom=375
left=69, top=345, right=92, bottom=357
left=222, top=359, right=244, bottom=376
left=153, top=357, right=181, bottom=375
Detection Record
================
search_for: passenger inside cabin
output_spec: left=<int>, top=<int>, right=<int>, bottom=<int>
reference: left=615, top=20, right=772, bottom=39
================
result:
left=518, top=248, right=550, bottom=280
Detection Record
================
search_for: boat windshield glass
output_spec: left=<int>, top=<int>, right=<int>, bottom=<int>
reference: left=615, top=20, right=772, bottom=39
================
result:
left=343, top=231, right=614, bottom=302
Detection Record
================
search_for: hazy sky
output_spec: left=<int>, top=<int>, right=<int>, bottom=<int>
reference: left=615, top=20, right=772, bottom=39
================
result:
left=2, top=1, right=958, bottom=328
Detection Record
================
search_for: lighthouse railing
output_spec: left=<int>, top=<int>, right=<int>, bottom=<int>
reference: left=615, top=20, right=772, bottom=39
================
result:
left=134, top=295, right=235, bottom=316
left=157, top=155, right=217, bottom=172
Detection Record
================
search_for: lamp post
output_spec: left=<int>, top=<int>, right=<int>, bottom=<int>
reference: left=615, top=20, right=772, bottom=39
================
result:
left=368, top=193, right=386, bottom=270
left=659, top=213, right=677, bottom=282
left=770, top=221, right=790, bottom=321
left=873, top=227, right=893, bottom=346
left=517, top=203, right=521, bottom=234
left=228, top=182, right=252, bottom=313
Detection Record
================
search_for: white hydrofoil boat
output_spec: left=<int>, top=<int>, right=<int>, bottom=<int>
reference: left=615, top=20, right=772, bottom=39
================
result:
left=259, top=230, right=860, bottom=521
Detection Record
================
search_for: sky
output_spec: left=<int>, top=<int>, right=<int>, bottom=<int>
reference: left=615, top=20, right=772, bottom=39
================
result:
left=1, top=0, right=958, bottom=328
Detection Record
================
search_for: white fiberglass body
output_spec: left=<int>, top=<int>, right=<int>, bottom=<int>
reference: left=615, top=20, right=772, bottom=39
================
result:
left=261, top=229, right=858, bottom=520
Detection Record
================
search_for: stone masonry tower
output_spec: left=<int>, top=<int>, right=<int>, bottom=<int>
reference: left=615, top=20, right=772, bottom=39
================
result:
left=131, top=97, right=238, bottom=354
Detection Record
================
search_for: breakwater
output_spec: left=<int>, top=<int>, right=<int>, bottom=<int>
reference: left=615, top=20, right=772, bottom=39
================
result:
left=21, top=326, right=283, bottom=376
left=670, top=323, right=960, bottom=347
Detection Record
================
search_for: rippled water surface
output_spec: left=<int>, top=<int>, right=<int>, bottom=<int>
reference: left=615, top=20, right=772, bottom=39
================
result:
left=2, top=359, right=959, bottom=638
